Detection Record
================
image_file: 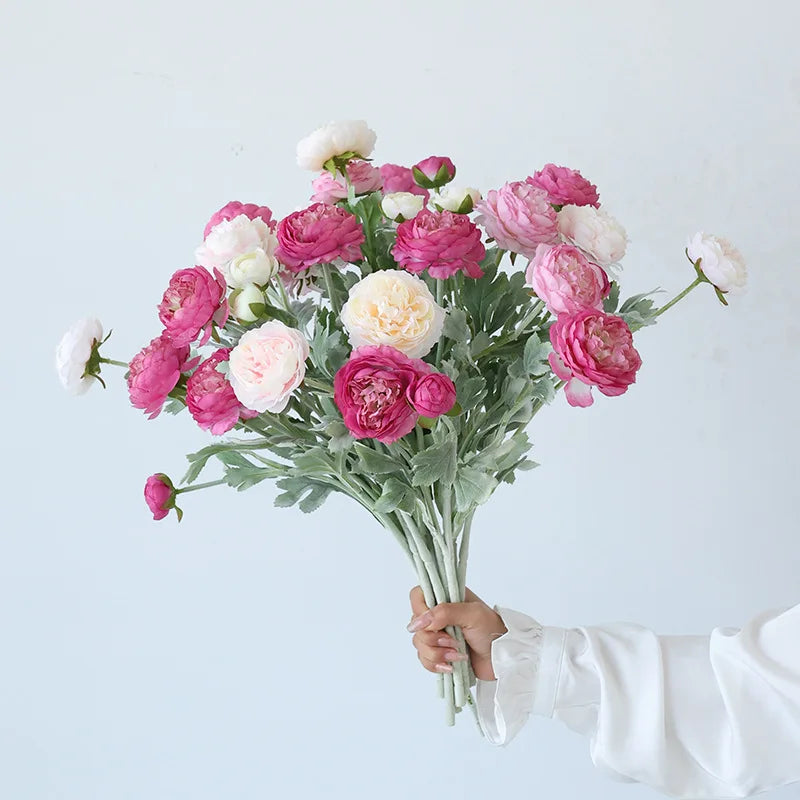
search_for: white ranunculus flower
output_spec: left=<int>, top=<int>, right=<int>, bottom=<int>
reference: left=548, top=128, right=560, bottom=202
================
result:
left=195, top=215, right=276, bottom=273
left=226, top=247, right=279, bottom=289
left=56, top=317, right=104, bottom=395
left=381, top=192, right=425, bottom=221
left=686, top=232, right=747, bottom=294
left=341, top=270, right=446, bottom=358
left=430, top=186, right=481, bottom=213
left=230, top=284, right=266, bottom=323
left=296, top=120, right=377, bottom=171
left=557, top=205, right=628, bottom=266
left=229, top=321, right=309, bottom=413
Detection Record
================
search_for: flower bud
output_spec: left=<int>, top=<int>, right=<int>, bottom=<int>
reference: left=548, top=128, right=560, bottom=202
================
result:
left=144, top=473, right=182, bottom=521
left=230, top=284, right=266, bottom=323
left=381, top=192, right=425, bottom=222
left=412, top=156, right=456, bottom=189
left=430, top=186, right=481, bottom=214
left=227, top=247, right=279, bottom=289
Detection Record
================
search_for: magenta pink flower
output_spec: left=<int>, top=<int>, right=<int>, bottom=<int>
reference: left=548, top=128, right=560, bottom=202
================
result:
left=548, top=310, right=642, bottom=408
left=276, top=203, right=365, bottom=272
left=526, top=243, right=610, bottom=315
left=186, top=348, right=259, bottom=435
left=379, top=164, right=429, bottom=198
left=203, top=201, right=275, bottom=238
left=158, top=267, right=229, bottom=348
left=475, top=182, right=559, bottom=258
left=392, top=209, right=486, bottom=279
left=127, top=333, right=196, bottom=419
left=411, top=372, right=456, bottom=417
left=144, top=473, right=181, bottom=521
left=310, top=160, right=383, bottom=204
left=413, top=156, right=456, bottom=189
left=527, top=165, right=600, bottom=208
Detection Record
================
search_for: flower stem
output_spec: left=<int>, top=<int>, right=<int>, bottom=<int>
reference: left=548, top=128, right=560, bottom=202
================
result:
left=322, top=264, right=341, bottom=316
left=653, top=277, right=704, bottom=319
left=435, top=279, right=446, bottom=368
left=98, top=358, right=128, bottom=368
left=177, top=479, right=226, bottom=493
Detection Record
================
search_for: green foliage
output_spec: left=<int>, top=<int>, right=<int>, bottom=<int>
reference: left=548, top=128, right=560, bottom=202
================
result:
left=619, top=290, right=661, bottom=330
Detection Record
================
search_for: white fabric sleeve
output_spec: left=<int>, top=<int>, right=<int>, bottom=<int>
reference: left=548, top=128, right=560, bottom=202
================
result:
left=475, top=604, right=800, bottom=798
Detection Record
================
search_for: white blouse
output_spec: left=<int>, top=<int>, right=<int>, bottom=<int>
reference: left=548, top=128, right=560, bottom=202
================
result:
left=475, top=604, right=800, bottom=798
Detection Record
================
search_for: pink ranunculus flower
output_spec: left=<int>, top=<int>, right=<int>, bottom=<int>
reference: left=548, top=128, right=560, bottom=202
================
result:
left=186, top=348, right=258, bottom=435
left=203, top=201, right=275, bottom=239
left=413, top=156, right=456, bottom=189
left=158, top=267, right=229, bottom=348
left=475, top=182, right=559, bottom=258
left=334, top=346, right=429, bottom=443
left=379, top=164, right=429, bottom=198
left=144, top=473, right=181, bottom=521
left=548, top=310, right=642, bottom=408
left=411, top=372, right=457, bottom=418
left=127, top=333, right=196, bottom=419
left=392, top=209, right=486, bottom=279
left=275, top=203, right=365, bottom=272
left=527, top=164, right=600, bottom=208
left=526, top=243, right=610, bottom=315
left=310, top=160, right=383, bottom=204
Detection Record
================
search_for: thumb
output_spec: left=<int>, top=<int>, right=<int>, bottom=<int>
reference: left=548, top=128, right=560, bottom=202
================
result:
left=406, top=601, right=481, bottom=633
left=408, top=585, right=430, bottom=618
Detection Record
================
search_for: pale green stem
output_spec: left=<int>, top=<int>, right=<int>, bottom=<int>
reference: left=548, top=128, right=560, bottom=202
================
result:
left=653, top=277, right=703, bottom=319
left=304, top=377, right=334, bottom=394
left=98, top=357, right=128, bottom=368
left=177, top=479, right=226, bottom=493
left=457, top=511, right=474, bottom=592
left=274, top=276, right=292, bottom=311
left=435, top=279, right=446, bottom=368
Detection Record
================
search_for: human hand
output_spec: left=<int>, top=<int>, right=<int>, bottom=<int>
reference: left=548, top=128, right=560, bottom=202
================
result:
left=407, top=586, right=508, bottom=681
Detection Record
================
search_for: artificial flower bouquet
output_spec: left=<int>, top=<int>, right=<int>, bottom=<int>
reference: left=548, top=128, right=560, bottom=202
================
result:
left=57, top=120, right=746, bottom=727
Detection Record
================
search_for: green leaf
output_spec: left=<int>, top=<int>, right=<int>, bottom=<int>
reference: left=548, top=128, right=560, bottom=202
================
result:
left=603, top=281, right=620, bottom=313
left=293, top=447, right=333, bottom=477
left=373, top=477, right=415, bottom=514
left=298, top=484, right=333, bottom=513
left=411, top=437, right=457, bottom=487
left=163, top=397, right=185, bottom=415
left=530, top=377, right=556, bottom=404
left=453, top=466, right=498, bottom=512
left=523, top=335, right=552, bottom=376
left=325, top=421, right=354, bottom=454
left=470, top=331, right=492, bottom=357
left=455, top=374, right=487, bottom=412
left=443, top=307, right=470, bottom=341
left=354, top=443, right=404, bottom=475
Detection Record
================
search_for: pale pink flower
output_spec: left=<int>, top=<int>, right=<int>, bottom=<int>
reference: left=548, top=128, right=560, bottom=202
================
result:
left=526, top=243, right=610, bottom=315
left=310, top=160, right=383, bottom=204
left=144, top=474, right=180, bottom=521
left=548, top=310, right=641, bottom=408
left=392, top=209, right=486, bottom=279
left=557, top=205, right=627, bottom=266
left=228, top=321, right=309, bottom=413
left=276, top=203, right=365, bottom=272
left=475, top=182, right=559, bottom=257
left=158, top=267, right=229, bottom=348
left=527, top=165, right=600, bottom=208
left=687, top=232, right=747, bottom=294
left=128, top=333, right=196, bottom=419
left=203, top=201, right=275, bottom=238
left=379, top=164, right=428, bottom=198
left=186, top=348, right=258, bottom=435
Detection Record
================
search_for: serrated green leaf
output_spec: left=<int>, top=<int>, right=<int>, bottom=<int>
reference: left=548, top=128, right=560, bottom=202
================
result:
left=530, top=377, right=557, bottom=404
left=163, top=397, right=185, bottom=415
left=411, top=437, right=457, bottom=487
left=453, top=466, right=498, bottom=511
left=354, top=443, right=404, bottom=475
left=470, top=331, right=491, bottom=357
left=455, top=374, right=486, bottom=412
left=523, top=335, right=552, bottom=376
left=603, top=281, right=620, bottom=313
left=298, top=484, right=333, bottom=513
left=443, top=308, right=470, bottom=341
left=293, top=447, right=333, bottom=476
left=374, top=477, right=415, bottom=514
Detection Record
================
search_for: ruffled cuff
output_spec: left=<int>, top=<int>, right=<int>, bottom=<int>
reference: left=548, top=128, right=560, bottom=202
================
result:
left=476, top=606, right=567, bottom=745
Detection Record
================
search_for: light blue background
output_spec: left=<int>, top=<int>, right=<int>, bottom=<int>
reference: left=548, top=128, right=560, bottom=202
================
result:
left=3, top=1, right=800, bottom=797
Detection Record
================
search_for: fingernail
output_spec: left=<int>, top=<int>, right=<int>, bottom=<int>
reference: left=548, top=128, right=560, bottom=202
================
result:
left=407, top=611, right=433, bottom=632
left=434, top=663, right=453, bottom=673
left=437, top=636, right=457, bottom=648
left=444, top=650, right=468, bottom=662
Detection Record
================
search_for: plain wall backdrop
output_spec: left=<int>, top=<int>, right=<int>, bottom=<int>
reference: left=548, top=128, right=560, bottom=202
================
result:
left=2, top=1, right=800, bottom=798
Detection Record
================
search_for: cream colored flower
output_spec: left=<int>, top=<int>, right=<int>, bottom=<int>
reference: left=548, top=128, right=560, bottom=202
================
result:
left=296, top=120, right=377, bottom=171
left=230, top=284, right=265, bottom=323
left=381, top=192, right=425, bottom=221
left=55, top=317, right=104, bottom=395
left=340, top=271, right=445, bottom=358
left=226, top=247, right=279, bottom=289
left=557, top=205, right=627, bottom=266
left=430, top=186, right=481, bottom=213
left=687, top=232, right=747, bottom=293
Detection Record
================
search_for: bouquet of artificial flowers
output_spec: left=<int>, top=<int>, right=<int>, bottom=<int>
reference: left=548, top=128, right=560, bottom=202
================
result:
left=57, top=119, right=746, bottom=727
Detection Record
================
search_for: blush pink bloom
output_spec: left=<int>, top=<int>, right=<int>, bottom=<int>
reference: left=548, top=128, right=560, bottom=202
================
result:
left=334, top=346, right=427, bottom=443
left=413, top=156, right=456, bottom=188
left=158, top=267, right=229, bottom=348
left=475, top=182, right=559, bottom=258
left=203, top=201, right=275, bottom=238
left=186, top=348, right=258, bottom=435
left=144, top=474, right=179, bottom=521
left=392, top=209, right=486, bottom=279
left=527, top=164, right=600, bottom=208
left=526, top=243, right=610, bottom=315
left=379, top=164, right=429, bottom=198
left=411, top=372, right=457, bottom=417
left=548, top=310, right=642, bottom=408
left=310, top=160, right=383, bottom=204
left=127, top=333, right=196, bottom=419
left=276, top=203, right=365, bottom=272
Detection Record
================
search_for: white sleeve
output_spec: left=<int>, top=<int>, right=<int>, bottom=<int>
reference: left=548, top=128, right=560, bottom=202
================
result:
left=475, top=604, right=800, bottom=798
